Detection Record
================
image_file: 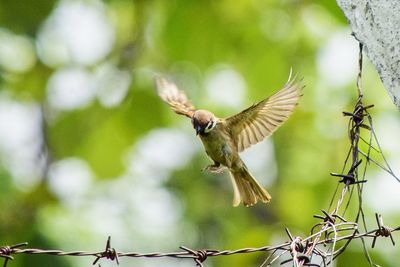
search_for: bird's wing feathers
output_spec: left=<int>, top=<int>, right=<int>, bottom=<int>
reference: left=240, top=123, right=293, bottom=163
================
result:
left=224, top=75, right=303, bottom=152
left=155, top=76, right=196, bottom=118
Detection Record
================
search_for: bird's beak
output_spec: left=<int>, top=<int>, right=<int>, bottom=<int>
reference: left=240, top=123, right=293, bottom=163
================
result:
left=195, top=125, right=202, bottom=135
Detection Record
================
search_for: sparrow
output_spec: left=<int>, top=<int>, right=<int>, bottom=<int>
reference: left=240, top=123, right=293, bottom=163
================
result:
left=155, top=71, right=303, bottom=207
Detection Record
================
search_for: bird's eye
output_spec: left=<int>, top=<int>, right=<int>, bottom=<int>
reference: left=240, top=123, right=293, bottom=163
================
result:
left=204, top=120, right=215, bottom=133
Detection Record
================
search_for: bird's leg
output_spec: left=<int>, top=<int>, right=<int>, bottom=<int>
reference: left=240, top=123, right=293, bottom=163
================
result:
left=202, top=161, right=226, bottom=174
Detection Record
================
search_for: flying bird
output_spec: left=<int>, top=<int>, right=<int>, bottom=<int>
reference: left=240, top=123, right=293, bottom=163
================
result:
left=155, top=72, right=303, bottom=207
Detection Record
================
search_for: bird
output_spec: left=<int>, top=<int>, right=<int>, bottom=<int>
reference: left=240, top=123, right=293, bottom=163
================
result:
left=155, top=71, right=303, bottom=207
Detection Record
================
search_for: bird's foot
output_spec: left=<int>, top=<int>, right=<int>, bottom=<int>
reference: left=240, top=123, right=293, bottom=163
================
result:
left=202, top=165, right=226, bottom=174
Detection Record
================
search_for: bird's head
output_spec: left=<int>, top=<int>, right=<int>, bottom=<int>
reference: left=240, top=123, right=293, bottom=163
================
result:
left=191, top=110, right=217, bottom=135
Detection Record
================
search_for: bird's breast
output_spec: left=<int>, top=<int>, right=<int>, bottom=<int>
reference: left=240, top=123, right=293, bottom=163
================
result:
left=199, top=126, right=234, bottom=165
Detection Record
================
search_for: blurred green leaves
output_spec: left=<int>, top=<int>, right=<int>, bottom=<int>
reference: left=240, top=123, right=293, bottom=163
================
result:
left=0, top=1, right=399, bottom=267
left=0, top=0, right=56, bottom=34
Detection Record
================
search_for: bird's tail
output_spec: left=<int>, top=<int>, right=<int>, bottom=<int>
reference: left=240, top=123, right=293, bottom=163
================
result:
left=229, top=166, right=271, bottom=207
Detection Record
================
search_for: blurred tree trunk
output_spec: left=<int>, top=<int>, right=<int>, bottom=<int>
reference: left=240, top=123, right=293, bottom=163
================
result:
left=337, top=0, right=400, bottom=110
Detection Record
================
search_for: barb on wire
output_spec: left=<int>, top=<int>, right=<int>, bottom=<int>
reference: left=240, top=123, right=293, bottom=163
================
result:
left=92, top=236, right=119, bottom=266
left=0, top=243, right=27, bottom=267
left=180, top=247, right=208, bottom=267
left=372, top=213, right=396, bottom=248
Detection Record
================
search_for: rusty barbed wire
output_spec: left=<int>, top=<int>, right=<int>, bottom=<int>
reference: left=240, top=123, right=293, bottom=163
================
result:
left=1, top=43, right=399, bottom=267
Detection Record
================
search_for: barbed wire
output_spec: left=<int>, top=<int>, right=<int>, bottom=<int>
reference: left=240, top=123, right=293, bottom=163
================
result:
left=1, top=43, right=399, bottom=267
left=1, top=223, right=399, bottom=267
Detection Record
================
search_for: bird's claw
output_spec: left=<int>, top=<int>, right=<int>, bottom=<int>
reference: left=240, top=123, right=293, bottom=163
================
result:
left=202, top=165, right=226, bottom=174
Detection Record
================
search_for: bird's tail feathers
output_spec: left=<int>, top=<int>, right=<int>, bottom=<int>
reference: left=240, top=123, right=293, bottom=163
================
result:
left=230, top=167, right=271, bottom=207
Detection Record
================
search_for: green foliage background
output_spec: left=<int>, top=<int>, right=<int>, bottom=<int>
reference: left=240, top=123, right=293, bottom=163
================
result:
left=0, top=0, right=399, bottom=266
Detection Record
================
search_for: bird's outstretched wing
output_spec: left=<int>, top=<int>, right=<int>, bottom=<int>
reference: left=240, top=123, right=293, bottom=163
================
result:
left=224, top=73, right=303, bottom=152
left=155, top=76, right=196, bottom=118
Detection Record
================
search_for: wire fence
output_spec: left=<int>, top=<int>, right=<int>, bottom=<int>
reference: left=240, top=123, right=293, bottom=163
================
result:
left=1, top=43, right=399, bottom=267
